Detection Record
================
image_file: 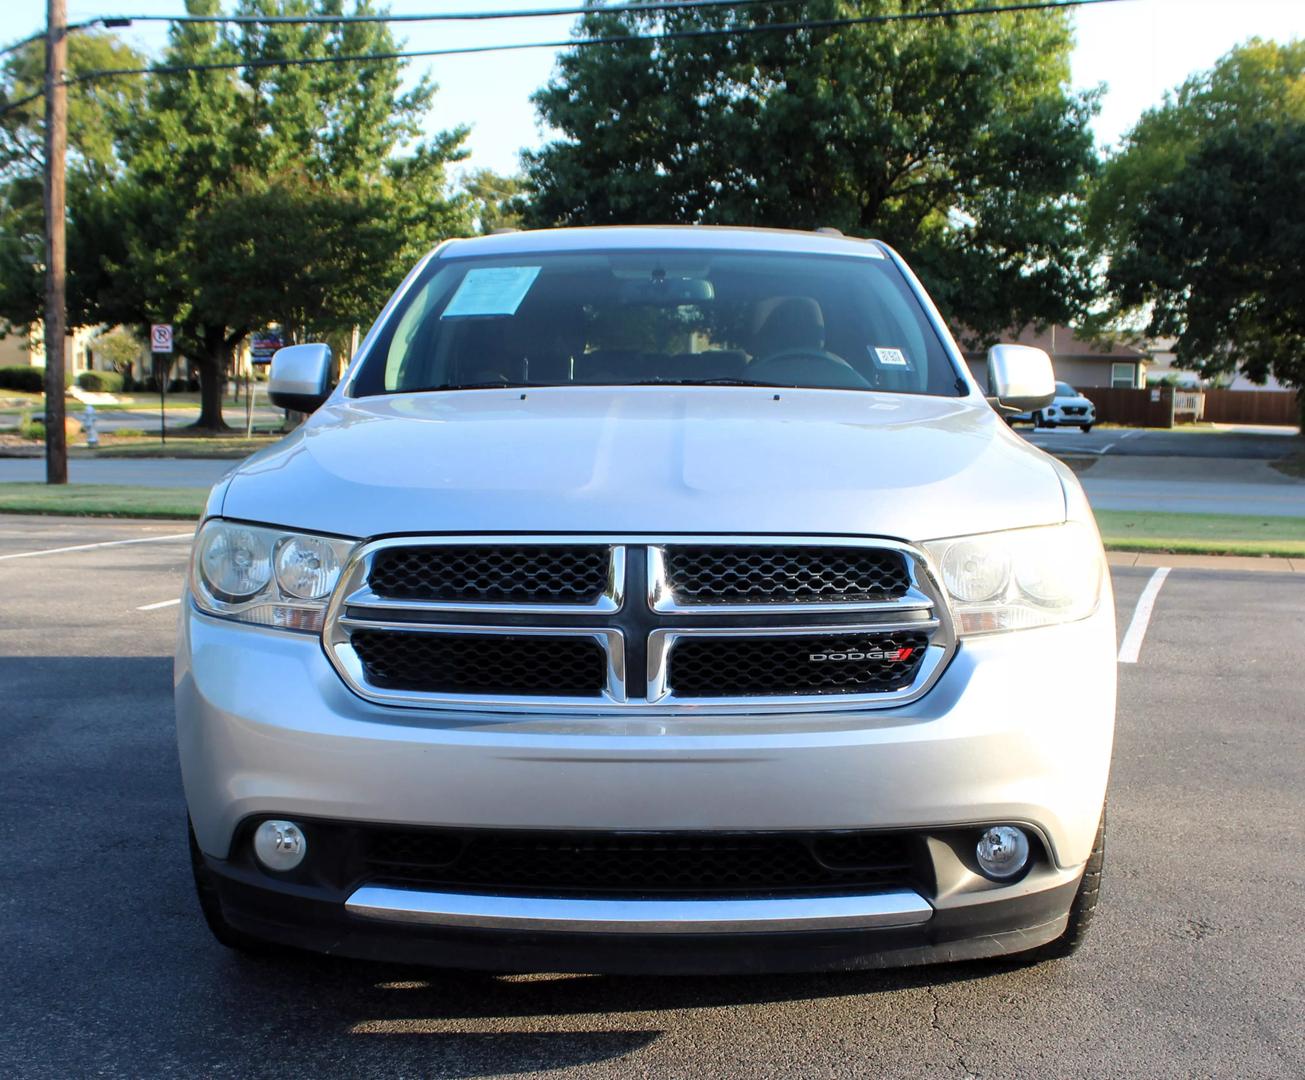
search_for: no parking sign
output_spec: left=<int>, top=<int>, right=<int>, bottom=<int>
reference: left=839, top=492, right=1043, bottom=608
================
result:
left=150, top=324, right=173, bottom=353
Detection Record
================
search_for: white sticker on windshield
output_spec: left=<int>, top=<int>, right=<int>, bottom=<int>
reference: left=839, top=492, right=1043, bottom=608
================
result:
left=873, top=346, right=910, bottom=367
left=441, top=266, right=541, bottom=318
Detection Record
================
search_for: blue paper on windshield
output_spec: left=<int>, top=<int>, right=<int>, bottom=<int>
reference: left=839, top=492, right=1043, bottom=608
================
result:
left=441, top=266, right=541, bottom=318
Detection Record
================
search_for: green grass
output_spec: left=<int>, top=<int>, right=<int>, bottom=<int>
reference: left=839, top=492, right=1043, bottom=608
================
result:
left=1095, top=509, right=1305, bottom=558
left=0, top=483, right=206, bottom=519
left=80, top=435, right=277, bottom=459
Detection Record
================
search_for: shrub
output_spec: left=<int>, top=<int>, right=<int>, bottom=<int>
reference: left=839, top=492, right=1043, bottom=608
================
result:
left=19, top=419, right=45, bottom=440
left=0, top=366, right=45, bottom=393
left=77, top=370, right=125, bottom=392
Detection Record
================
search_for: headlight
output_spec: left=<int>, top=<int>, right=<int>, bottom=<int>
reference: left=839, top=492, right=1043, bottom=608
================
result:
left=923, top=522, right=1104, bottom=635
left=190, top=520, right=357, bottom=632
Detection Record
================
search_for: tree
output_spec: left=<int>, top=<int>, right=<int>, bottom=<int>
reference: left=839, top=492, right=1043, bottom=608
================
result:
left=462, top=169, right=528, bottom=234
left=89, top=328, right=143, bottom=376
left=1107, top=122, right=1305, bottom=424
left=1087, top=40, right=1304, bottom=259
left=524, top=0, right=1099, bottom=338
left=0, top=32, right=147, bottom=336
left=3, top=0, right=471, bottom=430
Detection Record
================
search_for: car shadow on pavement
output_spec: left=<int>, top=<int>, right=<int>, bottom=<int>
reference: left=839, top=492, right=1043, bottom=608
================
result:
left=189, top=946, right=1050, bottom=1076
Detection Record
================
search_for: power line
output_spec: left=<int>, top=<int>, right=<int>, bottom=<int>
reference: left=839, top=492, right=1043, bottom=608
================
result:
left=2, top=0, right=1133, bottom=117
left=70, top=1, right=805, bottom=29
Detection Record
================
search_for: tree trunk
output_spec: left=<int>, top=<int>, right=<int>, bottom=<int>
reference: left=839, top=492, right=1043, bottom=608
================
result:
left=191, top=336, right=230, bottom=432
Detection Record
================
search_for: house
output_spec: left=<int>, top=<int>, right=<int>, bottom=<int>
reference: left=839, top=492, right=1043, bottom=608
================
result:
left=960, top=325, right=1147, bottom=393
left=0, top=322, right=105, bottom=378
left=1145, top=337, right=1292, bottom=392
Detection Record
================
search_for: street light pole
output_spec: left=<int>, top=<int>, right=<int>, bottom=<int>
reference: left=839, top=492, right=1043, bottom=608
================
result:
left=43, top=0, right=69, bottom=484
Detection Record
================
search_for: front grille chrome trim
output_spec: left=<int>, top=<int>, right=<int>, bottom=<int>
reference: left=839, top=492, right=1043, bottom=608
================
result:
left=327, top=620, right=627, bottom=710
left=322, top=534, right=956, bottom=715
left=647, top=620, right=943, bottom=707
left=345, top=885, right=934, bottom=933
left=342, top=536, right=625, bottom=615
left=647, top=539, right=933, bottom=614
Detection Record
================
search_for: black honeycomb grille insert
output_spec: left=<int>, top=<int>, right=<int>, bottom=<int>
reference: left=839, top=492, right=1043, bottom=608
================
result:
left=663, top=545, right=910, bottom=604
left=368, top=545, right=610, bottom=604
left=669, top=631, right=929, bottom=697
left=361, top=828, right=921, bottom=897
left=350, top=630, right=607, bottom=696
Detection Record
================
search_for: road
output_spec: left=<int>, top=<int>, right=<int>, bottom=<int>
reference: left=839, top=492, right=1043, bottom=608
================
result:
left=0, top=456, right=234, bottom=488
left=1, top=516, right=1301, bottom=1078
left=85, top=405, right=284, bottom=434
left=1019, top=423, right=1299, bottom=459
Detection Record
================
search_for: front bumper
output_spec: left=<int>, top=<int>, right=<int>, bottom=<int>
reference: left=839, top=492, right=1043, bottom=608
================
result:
left=176, top=597, right=1115, bottom=970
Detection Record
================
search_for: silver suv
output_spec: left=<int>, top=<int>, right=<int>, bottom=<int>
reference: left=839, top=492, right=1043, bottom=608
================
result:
left=178, top=226, right=1114, bottom=974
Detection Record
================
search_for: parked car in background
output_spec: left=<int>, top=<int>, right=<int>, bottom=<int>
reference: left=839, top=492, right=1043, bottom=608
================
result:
left=178, top=225, right=1115, bottom=976
left=1011, top=381, right=1096, bottom=431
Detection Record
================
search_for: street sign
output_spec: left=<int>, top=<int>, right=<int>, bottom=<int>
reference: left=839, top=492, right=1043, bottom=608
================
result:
left=250, top=330, right=284, bottom=365
left=150, top=324, right=173, bottom=353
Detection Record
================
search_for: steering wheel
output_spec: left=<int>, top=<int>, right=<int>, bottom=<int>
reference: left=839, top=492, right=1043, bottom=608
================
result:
left=747, top=348, right=873, bottom=390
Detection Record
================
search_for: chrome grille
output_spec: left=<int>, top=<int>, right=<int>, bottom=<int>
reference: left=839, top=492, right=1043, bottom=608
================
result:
left=668, top=630, right=929, bottom=698
left=661, top=545, right=910, bottom=606
left=369, top=544, right=611, bottom=604
left=325, top=535, right=954, bottom=713
left=351, top=629, right=608, bottom=696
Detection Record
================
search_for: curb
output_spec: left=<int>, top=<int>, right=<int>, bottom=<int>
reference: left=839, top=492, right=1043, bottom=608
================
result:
left=1106, top=550, right=1302, bottom=574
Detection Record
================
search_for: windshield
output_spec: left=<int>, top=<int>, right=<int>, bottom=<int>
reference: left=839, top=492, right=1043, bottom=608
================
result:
left=1055, top=382, right=1077, bottom=397
left=351, top=249, right=962, bottom=398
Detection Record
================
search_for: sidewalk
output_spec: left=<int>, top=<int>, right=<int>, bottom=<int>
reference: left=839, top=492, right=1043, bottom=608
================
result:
left=1107, top=550, right=1302, bottom=574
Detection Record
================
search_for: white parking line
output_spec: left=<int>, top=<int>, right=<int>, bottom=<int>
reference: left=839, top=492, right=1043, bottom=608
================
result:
left=0, top=532, right=191, bottom=562
left=1118, top=567, right=1171, bottom=664
left=137, top=598, right=181, bottom=611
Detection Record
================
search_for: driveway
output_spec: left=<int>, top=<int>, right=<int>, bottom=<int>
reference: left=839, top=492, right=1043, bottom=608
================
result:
left=1020, top=423, right=1300, bottom=459
left=1081, top=456, right=1305, bottom=517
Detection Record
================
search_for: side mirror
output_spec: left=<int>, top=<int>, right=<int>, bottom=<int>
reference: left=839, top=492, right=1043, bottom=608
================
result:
left=986, top=344, right=1055, bottom=414
left=268, top=343, right=334, bottom=413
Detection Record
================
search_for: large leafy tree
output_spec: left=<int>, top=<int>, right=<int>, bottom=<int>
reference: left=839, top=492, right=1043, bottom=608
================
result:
left=1088, top=40, right=1304, bottom=258
left=1107, top=123, right=1305, bottom=422
left=0, top=32, right=147, bottom=336
left=524, top=0, right=1099, bottom=338
left=5, top=0, right=471, bottom=429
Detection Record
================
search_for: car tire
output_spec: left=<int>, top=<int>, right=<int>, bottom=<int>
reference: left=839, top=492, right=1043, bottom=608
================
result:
left=1034, top=804, right=1105, bottom=960
left=1032, top=411, right=1045, bottom=428
left=1081, top=423, right=1093, bottom=433
left=189, top=820, right=273, bottom=956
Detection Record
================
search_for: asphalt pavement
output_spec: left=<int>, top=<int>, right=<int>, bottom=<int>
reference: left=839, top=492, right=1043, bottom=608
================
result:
left=1019, top=423, right=1300, bottom=459
left=1, top=517, right=1301, bottom=1078
left=0, top=456, right=234, bottom=488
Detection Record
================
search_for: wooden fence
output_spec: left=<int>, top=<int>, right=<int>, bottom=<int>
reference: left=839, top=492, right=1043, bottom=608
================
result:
left=1201, top=389, right=1299, bottom=426
left=1084, top=387, right=1300, bottom=429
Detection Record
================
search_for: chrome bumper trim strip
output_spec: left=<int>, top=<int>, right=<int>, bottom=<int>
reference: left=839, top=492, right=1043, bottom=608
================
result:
left=344, top=886, right=934, bottom=934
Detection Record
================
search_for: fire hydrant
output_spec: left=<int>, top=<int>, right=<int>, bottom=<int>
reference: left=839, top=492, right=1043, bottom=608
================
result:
left=81, top=404, right=99, bottom=448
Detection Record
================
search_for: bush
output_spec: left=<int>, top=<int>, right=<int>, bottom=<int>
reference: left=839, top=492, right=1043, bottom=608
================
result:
left=0, top=366, right=45, bottom=393
left=19, top=419, right=45, bottom=440
left=77, top=370, right=125, bottom=392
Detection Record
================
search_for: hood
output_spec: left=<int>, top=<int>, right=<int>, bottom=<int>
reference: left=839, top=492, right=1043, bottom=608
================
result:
left=221, top=387, right=1067, bottom=541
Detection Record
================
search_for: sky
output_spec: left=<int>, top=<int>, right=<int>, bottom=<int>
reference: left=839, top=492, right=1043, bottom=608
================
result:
left=7, top=0, right=1304, bottom=179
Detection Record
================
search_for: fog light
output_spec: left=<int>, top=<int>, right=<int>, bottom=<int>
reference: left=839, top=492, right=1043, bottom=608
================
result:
left=253, top=819, right=307, bottom=871
left=976, top=826, right=1030, bottom=880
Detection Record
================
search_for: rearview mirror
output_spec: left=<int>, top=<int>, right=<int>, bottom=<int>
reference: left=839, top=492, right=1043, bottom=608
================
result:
left=986, top=344, right=1055, bottom=414
left=268, top=343, right=334, bottom=413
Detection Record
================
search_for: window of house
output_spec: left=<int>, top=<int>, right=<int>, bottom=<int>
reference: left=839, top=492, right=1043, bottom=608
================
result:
left=1111, top=362, right=1135, bottom=389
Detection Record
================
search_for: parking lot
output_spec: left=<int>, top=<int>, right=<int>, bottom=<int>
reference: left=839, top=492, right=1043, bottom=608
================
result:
left=1, top=516, right=1302, bottom=1079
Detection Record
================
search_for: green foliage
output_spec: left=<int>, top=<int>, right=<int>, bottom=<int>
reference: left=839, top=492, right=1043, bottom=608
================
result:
left=0, top=365, right=44, bottom=392
left=1107, top=120, right=1305, bottom=413
left=2, top=0, right=472, bottom=430
left=525, top=0, right=1099, bottom=338
left=462, top=169, right=528, bottom=234
left=77, top=370, right=125, bottom=392
left=19, top=418, right=45, bottom=440
left=1088, top=39, right=1304, bottom=256
left=88, top=329, right=142, bottom=374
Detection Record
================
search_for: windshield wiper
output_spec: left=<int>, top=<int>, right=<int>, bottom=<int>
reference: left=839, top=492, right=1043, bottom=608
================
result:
left=413, top=382, right=537, bottom=392
left=625, top=377, right=791, bottom=388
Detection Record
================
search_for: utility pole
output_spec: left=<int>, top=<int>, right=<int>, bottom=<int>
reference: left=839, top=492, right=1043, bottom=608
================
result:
left=43, top=0, right=68, bottom=484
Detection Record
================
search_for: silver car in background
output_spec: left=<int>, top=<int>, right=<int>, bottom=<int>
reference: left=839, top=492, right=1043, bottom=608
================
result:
left=177, top=226, right=1114, bottom=974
